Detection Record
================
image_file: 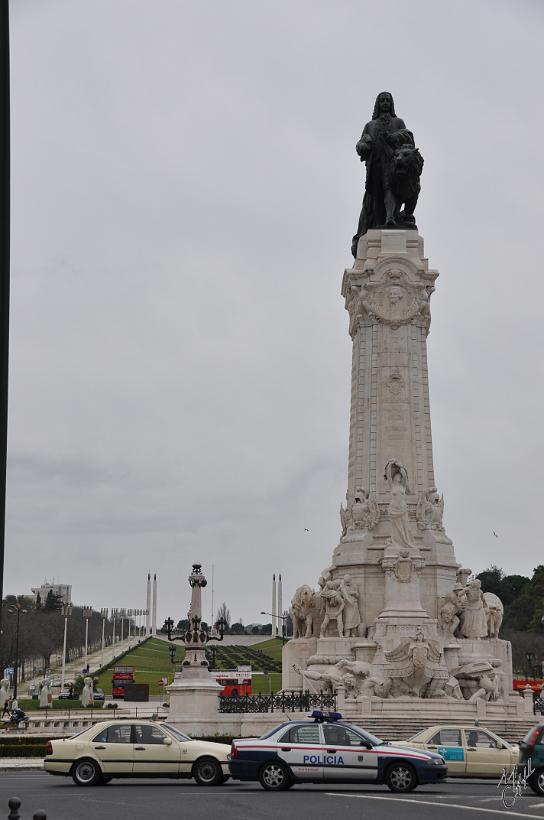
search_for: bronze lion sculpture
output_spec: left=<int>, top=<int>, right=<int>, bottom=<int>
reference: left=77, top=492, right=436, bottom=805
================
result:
left=390, top=145, right=424, bottom=227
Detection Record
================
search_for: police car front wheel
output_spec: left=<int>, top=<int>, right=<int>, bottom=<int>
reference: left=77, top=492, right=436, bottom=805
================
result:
left=259, top=761, right=292, bottom=791
left=385, top=762, right=417, bottom=793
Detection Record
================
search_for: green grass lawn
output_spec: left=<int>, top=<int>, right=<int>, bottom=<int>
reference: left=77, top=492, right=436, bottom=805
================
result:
left=250, top=672, right=282, bottom=694
left=95, top=638, right=183, bottom=696
left=91, top=636, right=285, bottom=697
left=248, top=637, right=284, bottom=662
left=17, top=698, right=85, bottom=711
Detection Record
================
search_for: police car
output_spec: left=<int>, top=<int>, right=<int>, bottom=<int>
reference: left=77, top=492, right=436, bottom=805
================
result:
left=229, top=711, right=447, bottom=792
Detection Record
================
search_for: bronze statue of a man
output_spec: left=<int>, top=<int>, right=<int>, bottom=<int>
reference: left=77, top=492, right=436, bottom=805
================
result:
left=351, top=92, right=422, bottom=257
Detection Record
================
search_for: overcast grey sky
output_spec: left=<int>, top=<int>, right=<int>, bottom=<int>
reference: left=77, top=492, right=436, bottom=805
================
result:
left=4, top=0, right=544, bottom=626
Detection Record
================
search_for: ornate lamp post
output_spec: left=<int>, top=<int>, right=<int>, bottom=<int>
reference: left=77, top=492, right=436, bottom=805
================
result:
left=7, top=602, right=27, bottom=699
left=82, top=606, right=93, bottom=671
left=100, top=608, right=108, bottom=669
left=60, top=602, right=72, bottom=691
left=164, top=564, right=227, bottom=675
left=165, top=563, right=231, bottom=723
left=261, top=610, right=289, bottom=645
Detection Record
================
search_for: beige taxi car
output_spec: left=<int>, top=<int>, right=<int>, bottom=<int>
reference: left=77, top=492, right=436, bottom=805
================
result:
left=396, top=725, right=518, bottom=777
left=44, top=720, right=231, bottom=786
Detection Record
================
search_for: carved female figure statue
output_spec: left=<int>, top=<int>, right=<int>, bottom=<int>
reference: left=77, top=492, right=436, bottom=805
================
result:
left=319, top=580, right=345, bottom=638
left=81, top=676, right=94, bottom=708
left=460, top=579, right=488, bottom=640
left=384, top=459, right=415, bottom=549
left=0, top=678, right=8, bottom=711
left=340, top=575, right=362, bottom=637
left=38, top=679, right=51, bottom=708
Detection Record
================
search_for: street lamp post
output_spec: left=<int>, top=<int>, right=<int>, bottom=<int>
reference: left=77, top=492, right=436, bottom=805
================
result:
left=60, top=602, right=72, bottom=691
left=8, top=602, right=27, bottom=699
left=261, top=610, right=288, bottom=644
left=100, top=608, right=108, bottom=669
left=112, top=608, right=117, bottom=648
left=526, top=652, right=536, bottom=680
left=82, top=606, right=93, bottom=672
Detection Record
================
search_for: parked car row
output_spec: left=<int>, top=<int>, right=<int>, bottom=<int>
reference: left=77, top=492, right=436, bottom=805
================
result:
left=43, top=712, right=544, bottom=795
left=58, top=687, right=105, bottom=701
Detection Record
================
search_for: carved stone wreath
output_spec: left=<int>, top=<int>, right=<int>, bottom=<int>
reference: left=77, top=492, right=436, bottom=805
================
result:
left=360, top=269, right=428, bottom=327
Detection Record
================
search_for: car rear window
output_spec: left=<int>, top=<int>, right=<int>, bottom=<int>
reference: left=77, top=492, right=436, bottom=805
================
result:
left=279, top=724, right=321, bottom=744
left=93, top=725, right=132, bottom=744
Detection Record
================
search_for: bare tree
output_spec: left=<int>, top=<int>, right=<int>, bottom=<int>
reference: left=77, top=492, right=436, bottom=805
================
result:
left=216, top=602, right=231, bottom=627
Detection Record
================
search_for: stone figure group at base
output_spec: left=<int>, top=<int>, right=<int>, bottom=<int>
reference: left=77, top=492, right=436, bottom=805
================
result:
left=289, top=455, right=508, bottom=707
left=438, top=569, right=504, bottom=642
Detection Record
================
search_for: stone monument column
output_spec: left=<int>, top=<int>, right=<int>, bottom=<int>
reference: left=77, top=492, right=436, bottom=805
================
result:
left=333, top=230, right=458, bottom=629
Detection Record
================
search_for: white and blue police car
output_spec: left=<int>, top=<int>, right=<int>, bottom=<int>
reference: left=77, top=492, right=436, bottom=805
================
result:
left=229, top=711, right=447, bottom=792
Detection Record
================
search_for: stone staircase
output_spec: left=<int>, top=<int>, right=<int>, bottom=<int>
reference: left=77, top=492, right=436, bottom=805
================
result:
left=346, top=715, right=537, bottom=744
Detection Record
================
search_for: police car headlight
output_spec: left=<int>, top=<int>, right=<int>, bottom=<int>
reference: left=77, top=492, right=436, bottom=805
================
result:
left=432, top=757, right=445, bottom=765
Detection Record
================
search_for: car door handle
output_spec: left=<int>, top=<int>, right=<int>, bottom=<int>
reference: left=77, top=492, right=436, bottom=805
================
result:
left=94, top=746, right=106, bottom=750
left=134, top=746, right=146, bottom=750
left=467, top=747, right=476, bottom=751
left=327, top=749, right=337, bottom=753
left=281, top=747, right=291, bottom=752
left=427, top=745, right=437, bottom=749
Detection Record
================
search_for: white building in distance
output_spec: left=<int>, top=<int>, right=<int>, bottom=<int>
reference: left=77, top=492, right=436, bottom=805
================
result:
left=31, top=580, right=72, bottom=606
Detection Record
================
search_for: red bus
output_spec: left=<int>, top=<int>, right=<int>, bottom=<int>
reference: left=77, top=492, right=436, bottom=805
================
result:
left=214, top=666, right=252, bottom=697
left=513, top=677, right=543, bottom=694
left=112, top=666, right=135, bottom=699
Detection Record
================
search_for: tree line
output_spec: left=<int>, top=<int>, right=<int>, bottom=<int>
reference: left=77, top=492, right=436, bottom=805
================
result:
left=477, top=564, right=544, bottom=675
left=0, top=594, right=123, bottom=682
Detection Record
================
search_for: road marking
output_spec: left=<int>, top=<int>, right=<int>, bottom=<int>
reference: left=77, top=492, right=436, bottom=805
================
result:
left=326, top=792, right=544, bottom=818
left=527, top=804, right=544, bottom=810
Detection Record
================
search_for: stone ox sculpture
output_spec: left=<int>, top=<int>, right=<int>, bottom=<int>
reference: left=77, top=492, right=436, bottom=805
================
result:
left=290, top=584, right=316, bottom=639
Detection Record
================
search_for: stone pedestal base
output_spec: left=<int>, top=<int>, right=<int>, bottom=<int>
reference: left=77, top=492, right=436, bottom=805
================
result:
left=282, top=637, right=317, bottom=690
left=167, top=675, right=222, bottom=724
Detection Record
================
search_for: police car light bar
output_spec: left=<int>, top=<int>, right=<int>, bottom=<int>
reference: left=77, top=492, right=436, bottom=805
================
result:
left=310, top=710, right=343, bottom=722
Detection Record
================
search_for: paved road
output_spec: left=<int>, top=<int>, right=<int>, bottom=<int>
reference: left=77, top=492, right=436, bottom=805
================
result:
left=19, top=636, right=137, bottom=695
left=2, top=772, right=544, bottom=820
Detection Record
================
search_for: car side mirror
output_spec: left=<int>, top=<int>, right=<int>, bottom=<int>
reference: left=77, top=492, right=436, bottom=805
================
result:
left=163, top=736, right=173, bottom=745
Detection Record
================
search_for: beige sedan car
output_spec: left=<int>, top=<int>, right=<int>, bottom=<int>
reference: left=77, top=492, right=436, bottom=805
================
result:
left=44, top=720, right=231, bottom=786
left=396, top=725, right=518, bottom=777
